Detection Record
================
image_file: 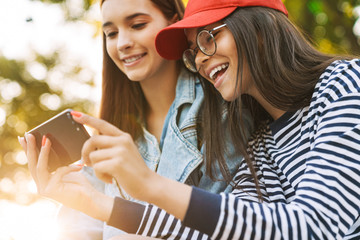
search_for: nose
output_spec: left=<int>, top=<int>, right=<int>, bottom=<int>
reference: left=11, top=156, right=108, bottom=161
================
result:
left=117, top=32, right=134, bottom=52
left=195, top=50, right=210, bottom=70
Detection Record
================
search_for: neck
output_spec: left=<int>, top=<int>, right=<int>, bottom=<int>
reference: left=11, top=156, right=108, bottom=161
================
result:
left=140, top=61, right=179, bottom=140
left=140, top=62, right=179, bottom=116
left=249, top=89, right=285, bottom=121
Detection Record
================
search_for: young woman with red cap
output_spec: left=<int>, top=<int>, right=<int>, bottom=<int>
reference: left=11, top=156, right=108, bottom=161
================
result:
left=22, top=0, right=360, bottom=239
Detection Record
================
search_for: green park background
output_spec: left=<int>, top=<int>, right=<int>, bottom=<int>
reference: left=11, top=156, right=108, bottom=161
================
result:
left=1, top=0, right=360, bottom=205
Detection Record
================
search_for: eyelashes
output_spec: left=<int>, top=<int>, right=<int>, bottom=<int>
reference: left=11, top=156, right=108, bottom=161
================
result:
left=104, top=22, right=148, bottom=39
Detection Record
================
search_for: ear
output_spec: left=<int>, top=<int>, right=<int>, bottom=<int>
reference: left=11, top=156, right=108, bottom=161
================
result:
left=168, top=13, right=179, bottom=25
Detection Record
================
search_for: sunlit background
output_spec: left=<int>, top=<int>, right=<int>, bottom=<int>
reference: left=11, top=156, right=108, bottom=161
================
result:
left=1, top=0, right=360, bottom=239
left=0, top=0, right=102, bottom=239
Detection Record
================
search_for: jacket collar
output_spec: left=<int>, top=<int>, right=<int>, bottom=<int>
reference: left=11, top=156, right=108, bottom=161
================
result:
left=172, top=67, right=199, bottom=109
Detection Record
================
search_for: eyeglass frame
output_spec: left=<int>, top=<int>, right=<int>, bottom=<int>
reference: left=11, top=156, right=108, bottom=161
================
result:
left=182, top=23, right=227, bottom=73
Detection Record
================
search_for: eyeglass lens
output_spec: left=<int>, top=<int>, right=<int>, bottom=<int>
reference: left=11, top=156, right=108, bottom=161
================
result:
left=183, top=49, right=198, bottom=72
left=197, top=30, right=216, bottom=56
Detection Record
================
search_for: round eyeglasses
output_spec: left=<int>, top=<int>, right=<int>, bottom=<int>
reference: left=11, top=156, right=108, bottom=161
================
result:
left=183, top=24, right=227, bottom=73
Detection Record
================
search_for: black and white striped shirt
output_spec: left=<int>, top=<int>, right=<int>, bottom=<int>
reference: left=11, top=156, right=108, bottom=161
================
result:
left=109, top=60, right=360, bottom=239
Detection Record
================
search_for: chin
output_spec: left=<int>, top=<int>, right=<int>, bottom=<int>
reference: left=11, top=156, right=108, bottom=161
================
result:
left=221, top=92, right=237, bottom=102
left=125, top=73, right=146, bottom=82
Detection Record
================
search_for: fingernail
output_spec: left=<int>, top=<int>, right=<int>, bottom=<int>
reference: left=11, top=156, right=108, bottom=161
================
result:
left=70, top=111, right=82, bottom=118
left=17, top=136, right=21, bottom=143
left=42, top=135, right=47, bottom=147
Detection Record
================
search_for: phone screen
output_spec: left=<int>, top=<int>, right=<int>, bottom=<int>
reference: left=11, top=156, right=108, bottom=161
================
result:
left=27, top=109, right=90, bottom=172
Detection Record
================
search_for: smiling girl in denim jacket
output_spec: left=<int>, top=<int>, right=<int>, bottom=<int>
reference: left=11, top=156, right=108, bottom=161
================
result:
left=19, top=0, right=251, bottom=239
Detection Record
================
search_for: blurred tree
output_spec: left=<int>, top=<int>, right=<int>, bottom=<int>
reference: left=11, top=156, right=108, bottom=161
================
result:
left=33, top=0, right=98, bottom=21
left=31, top=0, right=360, bottom=54
left=285, top=0, right=360, bottom=55
left=0, top=49, right=96, bottom=203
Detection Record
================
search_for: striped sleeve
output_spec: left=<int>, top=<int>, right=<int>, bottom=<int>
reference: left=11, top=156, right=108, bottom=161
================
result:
left=134, top=157, right=264, bottom=239
left=136, top=204, right=210, bottom=239
left=210, top=62, right=360, bottom=239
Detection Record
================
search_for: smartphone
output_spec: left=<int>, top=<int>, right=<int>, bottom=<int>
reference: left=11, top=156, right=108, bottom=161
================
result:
left=27, top=109, right=90, bottom=172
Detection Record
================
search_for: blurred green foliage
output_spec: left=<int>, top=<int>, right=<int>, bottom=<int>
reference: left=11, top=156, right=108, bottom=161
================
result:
left=33, top=0, right=98, bottom=20
left=0, top=49, right=97, bottom=202
left=1, top=0, right=360, bottom=203
left=285, top=0, right=360, bottom=55
left=31, top=0, right=360, bottom=54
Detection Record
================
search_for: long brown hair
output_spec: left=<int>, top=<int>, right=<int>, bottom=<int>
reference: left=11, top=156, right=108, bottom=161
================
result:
left=99, top=0, right=185, bottom=139
left=202, top=7, right=349, bottom=196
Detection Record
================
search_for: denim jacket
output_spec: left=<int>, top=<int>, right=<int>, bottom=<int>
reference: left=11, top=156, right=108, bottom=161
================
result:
left=56, top=67, right=253, bottom=240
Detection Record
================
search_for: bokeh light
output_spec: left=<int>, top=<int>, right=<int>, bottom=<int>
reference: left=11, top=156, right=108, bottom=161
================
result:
left=0, top=1, right=101, bottom=239
left=0, top=199, right=60, bottom=240
left=0, top=107, right=6, bottom=127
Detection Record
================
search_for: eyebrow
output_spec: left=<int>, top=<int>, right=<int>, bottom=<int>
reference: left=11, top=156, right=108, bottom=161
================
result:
left=102, top=13, right=150, bottom=28
left=102, top=21, right=113, bottom=28
left=186, top=26, right=206, bottom=48
left=198, top=26, right=206, bottom=32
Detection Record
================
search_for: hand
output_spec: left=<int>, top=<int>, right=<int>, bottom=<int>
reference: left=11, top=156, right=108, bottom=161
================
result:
left=18, top=134, right=113, bottom=221
left=71, top=111, right=158, bottom=202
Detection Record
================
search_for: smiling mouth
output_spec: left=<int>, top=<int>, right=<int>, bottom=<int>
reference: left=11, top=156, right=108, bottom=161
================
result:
left=209, top=63, right=229, bottom=81
left=123, top=53, right=146, bottom=64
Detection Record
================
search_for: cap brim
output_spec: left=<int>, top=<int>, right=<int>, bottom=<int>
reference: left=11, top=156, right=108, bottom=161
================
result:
left=156, top=7, right=237, bottom=60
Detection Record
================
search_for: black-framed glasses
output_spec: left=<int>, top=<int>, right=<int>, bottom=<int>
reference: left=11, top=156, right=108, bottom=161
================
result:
left=183, top=24, right=227, bottom=73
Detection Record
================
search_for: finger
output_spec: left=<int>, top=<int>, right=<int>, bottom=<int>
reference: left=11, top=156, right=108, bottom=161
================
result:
left=25, top=133, right=39, bottom=163
left=36, top=136, right=52, bottom=189
left=19, top=136, right=39, bottom=184
left=88, top=148, right=116, bottom=165
left=86, top=135, right=120, bottom=150
left=25, top=133, right=40, bottom=183
left=61, top=171, right=92, bottom=188
left=81, top=135, right=121, bottom=166
left=61, top=171, right=85, bottom=183
left=92, top=161, right=114, bottom=184
left=43, top=165, right=82, bottom=195
left=70, top=111, right=123, bottom=136
left=18, top=136, right=27, bottom=152
left=53, top=165, right=83, bottom=180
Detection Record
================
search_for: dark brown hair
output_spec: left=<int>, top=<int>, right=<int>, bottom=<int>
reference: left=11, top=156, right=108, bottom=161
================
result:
left=202, top=7, right=349, bottom=196
left=99, top=0, right=184, bottom=139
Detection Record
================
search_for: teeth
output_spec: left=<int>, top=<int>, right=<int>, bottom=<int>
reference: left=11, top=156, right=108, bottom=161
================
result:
left=124, top=55, right=143, bottom=63
left=209, top=64, right=229, bottom=80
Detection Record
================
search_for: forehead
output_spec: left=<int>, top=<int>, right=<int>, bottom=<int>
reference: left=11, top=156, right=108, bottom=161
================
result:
left=184, top=28, right=198, bottom=41
left=101, top=0, right=160, bottom=21
left=184, top=22, right=222, bottom=46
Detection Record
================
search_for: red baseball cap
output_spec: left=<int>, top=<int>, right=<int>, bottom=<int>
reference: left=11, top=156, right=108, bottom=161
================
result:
left=156, top=0, right=288, bottom=60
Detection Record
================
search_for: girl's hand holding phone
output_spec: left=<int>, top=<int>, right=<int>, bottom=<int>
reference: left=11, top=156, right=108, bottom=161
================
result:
left=70, top=111, right=159, bottom=203
left=18, top=133, right=114, bottom=222
left=71, top=111, right=193, bottom=221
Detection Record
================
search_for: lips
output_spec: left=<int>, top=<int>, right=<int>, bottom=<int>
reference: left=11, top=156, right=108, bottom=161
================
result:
left=122, top=53, right=146, bottom=64
left=209, top=63, right=229, bottom=81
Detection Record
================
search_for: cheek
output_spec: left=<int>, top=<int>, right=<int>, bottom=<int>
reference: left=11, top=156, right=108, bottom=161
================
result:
left=106, top=41, right=119, bottom=61
left=144, top=31, right=160, bottom=54
left=106, top=41, right=126, bottom=72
